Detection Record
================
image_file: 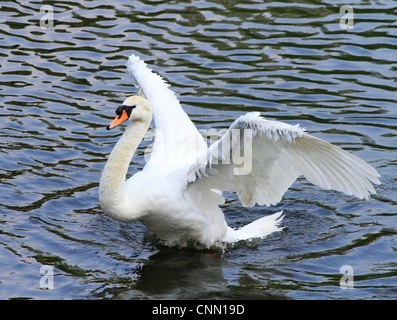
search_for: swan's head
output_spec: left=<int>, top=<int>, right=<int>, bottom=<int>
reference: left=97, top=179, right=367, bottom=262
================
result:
left=106, top=95, right=151, bottom=130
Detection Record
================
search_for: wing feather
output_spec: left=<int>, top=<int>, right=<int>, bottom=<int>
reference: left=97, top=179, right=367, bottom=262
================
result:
left=187, top=112, right=380, bottom=207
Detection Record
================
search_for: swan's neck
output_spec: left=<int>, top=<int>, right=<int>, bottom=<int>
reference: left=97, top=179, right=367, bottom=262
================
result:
left=99, top=119, right=150, bottom=221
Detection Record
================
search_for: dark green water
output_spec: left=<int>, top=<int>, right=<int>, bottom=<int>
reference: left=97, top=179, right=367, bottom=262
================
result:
left=0, top=0, right=396, bottom=300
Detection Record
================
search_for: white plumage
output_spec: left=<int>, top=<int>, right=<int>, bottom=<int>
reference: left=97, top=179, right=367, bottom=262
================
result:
left=99, top=54, right=381, bottom=248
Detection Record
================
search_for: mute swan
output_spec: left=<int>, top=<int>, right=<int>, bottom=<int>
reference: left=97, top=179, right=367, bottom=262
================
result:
left=99, top=54, right=381, bottom=247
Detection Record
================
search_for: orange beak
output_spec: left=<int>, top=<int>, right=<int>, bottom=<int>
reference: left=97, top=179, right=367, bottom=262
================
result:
left=106, top=109, right=130, bottom=130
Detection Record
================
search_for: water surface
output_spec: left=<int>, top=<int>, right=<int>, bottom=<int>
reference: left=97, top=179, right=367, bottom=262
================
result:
left=0, top=0, right=396, bottom=300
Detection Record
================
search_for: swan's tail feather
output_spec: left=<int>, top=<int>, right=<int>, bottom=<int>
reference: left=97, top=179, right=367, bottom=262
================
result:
left=225, top=211, right=285, bottom=242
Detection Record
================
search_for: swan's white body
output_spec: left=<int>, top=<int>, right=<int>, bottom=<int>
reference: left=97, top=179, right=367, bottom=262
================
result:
left=99, top=54, right=381, bottom=247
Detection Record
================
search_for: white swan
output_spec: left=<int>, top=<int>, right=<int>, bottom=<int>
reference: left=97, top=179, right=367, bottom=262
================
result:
left=99, top=54, right=381, bottom=247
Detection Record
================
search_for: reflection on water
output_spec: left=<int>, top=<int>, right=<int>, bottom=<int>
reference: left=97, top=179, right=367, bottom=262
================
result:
left=0, top=0, right=396, bottom=299
left=116, top=246, right=288, bottom=300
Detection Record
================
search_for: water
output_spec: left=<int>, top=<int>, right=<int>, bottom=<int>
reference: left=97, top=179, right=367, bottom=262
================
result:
left=0, top=0, right=396, bottom=300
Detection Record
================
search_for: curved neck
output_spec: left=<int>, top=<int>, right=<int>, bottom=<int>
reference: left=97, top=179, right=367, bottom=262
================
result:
left=99, top=118, right=150, bottom=221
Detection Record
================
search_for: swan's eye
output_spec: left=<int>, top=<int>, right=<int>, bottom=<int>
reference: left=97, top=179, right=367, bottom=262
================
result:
left=122, top=105, right=136, bottom=117
left=115, top=105, right=136, bottom=119
left=115, top=106, right=123, bottom=116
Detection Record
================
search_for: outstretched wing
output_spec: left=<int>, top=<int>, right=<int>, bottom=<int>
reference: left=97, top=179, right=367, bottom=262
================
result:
left=126, top=54, right=207, bottom=171
left=187, top=112, right=380, bottom=207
